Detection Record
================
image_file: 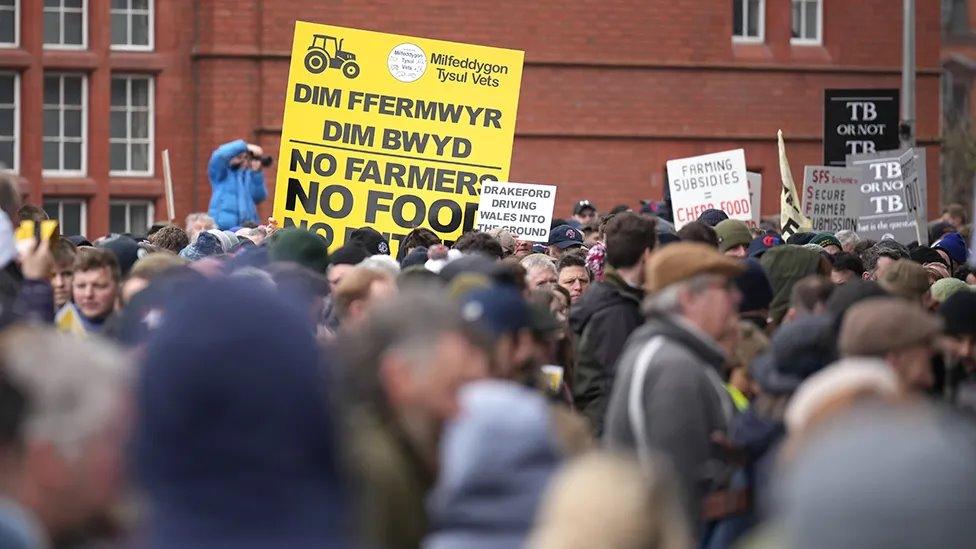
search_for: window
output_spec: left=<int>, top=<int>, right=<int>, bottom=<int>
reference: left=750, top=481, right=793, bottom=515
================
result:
left=0, top=73, right=17, bottom=172
left=791, top=0, right=822, bottom=44
left=111, top=0, right=152, bottom=50
left=944, top=0, right=969, bottom=36
left=109, top=199, right=153, bottom=234
left=0, top=0, right=17, bottom=47
left=110, top=75, right=152, bottom=175
left=43, top=0, right=86, bottom=49
left=944, top=71, right=970, bottom=127
left=733, top=0, right=764, bottom=42
left=43, top=74, right=86, bottom=176
left=42, top=198, right=86, bottom=236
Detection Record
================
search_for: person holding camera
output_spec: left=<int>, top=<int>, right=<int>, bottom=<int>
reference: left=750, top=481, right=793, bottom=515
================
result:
left=207, top=139, right=271, bottom=230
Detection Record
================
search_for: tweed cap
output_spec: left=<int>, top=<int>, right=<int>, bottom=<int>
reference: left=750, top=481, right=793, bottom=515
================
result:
left=644, top=242, right=745, bottom=293
left=839, top=297, right=942, bottom=357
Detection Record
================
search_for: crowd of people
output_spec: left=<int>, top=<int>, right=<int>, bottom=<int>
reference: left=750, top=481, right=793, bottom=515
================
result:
left=0, top=174, right=975, bottom=548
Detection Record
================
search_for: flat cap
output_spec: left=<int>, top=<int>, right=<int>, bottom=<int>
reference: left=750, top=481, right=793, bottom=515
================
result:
left=839, top=297, right=942, bottom=357
left=644, top=242, right=745, bottom=294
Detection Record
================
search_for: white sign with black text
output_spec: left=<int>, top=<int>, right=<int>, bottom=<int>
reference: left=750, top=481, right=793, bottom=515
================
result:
left=476, top=181, right=558, bottom=243
left=667, top=149, right=751, bottom=229
left=747, top=172, right=762, bottom=227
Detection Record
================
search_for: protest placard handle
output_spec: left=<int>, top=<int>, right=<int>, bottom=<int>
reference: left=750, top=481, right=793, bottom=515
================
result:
left=162, top=149, right=175, bottom=222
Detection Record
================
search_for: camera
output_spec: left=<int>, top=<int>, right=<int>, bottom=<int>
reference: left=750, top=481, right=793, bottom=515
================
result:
left=247, top=152, right=274, bottom=168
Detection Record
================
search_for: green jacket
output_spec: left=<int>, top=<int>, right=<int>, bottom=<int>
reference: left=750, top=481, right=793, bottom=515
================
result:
left=346, top=406, right=435, bottom=549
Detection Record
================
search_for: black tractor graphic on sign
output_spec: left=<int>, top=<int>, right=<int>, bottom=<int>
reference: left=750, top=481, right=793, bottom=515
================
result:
left=304, top=34, right=360, bottom=79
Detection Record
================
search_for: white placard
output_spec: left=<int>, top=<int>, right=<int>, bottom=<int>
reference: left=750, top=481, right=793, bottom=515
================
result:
left=476, top=181, right=557, bottom=243
left=802, top=166, right=862, bottom=233
left=747, top=172, right=762, bottom=227
left=667, top=149, right=751, bottom=229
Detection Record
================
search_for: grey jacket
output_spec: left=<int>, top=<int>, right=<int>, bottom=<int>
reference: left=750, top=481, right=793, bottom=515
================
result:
left=604, top=314, right=734, bottom=521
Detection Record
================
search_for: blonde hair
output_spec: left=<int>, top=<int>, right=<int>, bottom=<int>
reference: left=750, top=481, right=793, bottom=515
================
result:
left=334, top=267, right=394, bottom=320
left=529, top=452, right=691, bottom=549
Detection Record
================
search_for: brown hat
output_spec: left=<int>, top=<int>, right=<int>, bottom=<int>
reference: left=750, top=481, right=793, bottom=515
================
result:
left=839, top=297, right=943, bottom=357
left=878, top=259, right=930, bottom=301
left=644, top=242, right=745, bottom=293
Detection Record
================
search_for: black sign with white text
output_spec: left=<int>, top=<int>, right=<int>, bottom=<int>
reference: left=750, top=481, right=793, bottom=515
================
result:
left=823, top=89, right=900, bottom=166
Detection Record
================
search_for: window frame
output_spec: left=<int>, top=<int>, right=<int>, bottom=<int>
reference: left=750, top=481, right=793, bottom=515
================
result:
left=732, top=0, right=766, bottom=44
left=0, top=0, right=19, bottom=48
left=42, top=72, right=88, bottom=178
left=790, top=0, right=823, bottom=46
left=109, top=74, right=154, bottom=177
left=0, top=71, right=18, bottom=174
left=42, top=198, right=87, bottom=237
left=109, top=199, right=154, bottom=234
left=110, top=0, right=154, bottom=52
left=42, top=0, right=88, bottom=51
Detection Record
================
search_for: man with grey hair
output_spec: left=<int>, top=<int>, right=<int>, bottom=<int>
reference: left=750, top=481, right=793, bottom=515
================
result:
left=339, top=293, right=489, bottom=548
left=0, top=326, right=129, bottom=547
left=834, top=229, right=860, bottom=253
left=604, top=242, right=744, bottom=528
left=184, top=212, right=215, bottom=244
left=521, top=253, right=557, bottom=290
left=860, top=239, right=910, bottom=281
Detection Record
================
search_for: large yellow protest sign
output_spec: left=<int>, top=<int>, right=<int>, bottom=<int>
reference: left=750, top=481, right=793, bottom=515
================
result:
left=272, top=22, right=524, bottom=255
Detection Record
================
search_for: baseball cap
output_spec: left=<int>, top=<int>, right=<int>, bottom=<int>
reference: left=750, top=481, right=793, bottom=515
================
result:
left=573, top=200, right=596, bottom=215
left=715, top=219, right=753, bottom=253
left=548, top=224, right=584, bottom=250
left=460, top=285, right=532, bottom=338
left=747, top=232, right=783, bottom=258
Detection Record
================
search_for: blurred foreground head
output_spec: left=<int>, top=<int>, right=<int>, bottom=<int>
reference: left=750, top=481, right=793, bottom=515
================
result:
left=339, top=291, right=489, bottom=423
left=774, top=405, right=976, bottom=549
left=529, top=452, right=690, bottom=549
left=0, top=327, right=130, bottom=546
left=134, top=280, right=346, bottom=547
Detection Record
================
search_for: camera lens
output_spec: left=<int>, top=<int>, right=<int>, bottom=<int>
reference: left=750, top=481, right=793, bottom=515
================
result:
left=261, top=155, right=274, bottom=168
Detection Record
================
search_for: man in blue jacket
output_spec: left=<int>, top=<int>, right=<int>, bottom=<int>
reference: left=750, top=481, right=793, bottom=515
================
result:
left=207, top=139, right=269, bottom=229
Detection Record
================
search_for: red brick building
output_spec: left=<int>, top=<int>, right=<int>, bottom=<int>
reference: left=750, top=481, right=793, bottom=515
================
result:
left=0, top=0, right=943, bottom=236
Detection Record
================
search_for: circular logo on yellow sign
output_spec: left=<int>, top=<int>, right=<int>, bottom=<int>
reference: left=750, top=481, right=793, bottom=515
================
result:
left=388, top=43, right=427, bottom=83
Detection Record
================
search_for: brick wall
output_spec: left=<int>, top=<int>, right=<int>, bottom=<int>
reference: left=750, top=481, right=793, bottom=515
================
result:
left=177, top=0, right=940, bottom=223
left=0, top=0, right=945, bottom=235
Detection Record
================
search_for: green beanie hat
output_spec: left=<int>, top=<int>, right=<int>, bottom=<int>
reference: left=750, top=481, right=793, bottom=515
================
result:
left=715, top=219, right=753, bottom=253
left=268, top=228, right=330, bottom=274
left=810, top=232, right=842, bottom=250
left=931, top=277, right=971, bottom=304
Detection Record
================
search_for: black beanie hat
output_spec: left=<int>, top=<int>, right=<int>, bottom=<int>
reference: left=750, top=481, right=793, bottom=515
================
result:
left=329, top=243, right=369, bottom=266
left=697, top=209, right=729, bottom=227
left=939, top=291, right=976, bottom=336
left=910, top=246, right=949, bottom=268
left=348, top=227, right=389, bottom=255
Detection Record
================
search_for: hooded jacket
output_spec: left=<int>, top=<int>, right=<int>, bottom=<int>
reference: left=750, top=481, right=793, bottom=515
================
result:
left=760, top=245, right=824, bottom=325
left=424, top=380, right=562, bottom=549
left=569, top=270, right=644, bottom=435
left=207, top=139, right=267, bottom=230
left=604, top=314, right=734, bottom=521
